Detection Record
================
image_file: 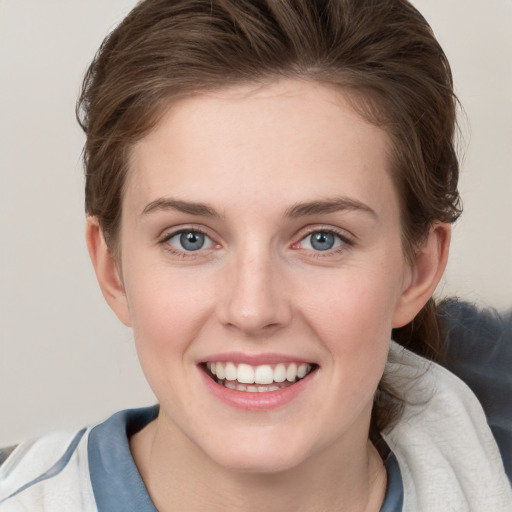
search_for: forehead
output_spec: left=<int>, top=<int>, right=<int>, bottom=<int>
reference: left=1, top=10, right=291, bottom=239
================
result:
left=125, top=79, right=398, bottom=220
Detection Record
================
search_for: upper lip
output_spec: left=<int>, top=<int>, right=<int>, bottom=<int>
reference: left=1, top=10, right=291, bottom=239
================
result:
left=200, top=352, right=315, bottom=366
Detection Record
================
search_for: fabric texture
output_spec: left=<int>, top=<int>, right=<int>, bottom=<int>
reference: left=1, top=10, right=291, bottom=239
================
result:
left=88, top=407, right=159, bottom=512
left=383, top=341, right=512, bottom=512
left=438, top=299, right=512, bottom=481
left=0, top=430, right=96, bottom=511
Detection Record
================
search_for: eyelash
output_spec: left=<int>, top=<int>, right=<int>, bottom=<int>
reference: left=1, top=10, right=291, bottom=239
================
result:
left=158, top=226, right=354, bottom=258
left=293, top=228, right=354, bottom=257
left=159, top=227, right=218, bottom=258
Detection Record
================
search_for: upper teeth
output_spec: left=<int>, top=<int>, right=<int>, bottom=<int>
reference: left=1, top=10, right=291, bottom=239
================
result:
left=206, top=362, right=312, bottom=385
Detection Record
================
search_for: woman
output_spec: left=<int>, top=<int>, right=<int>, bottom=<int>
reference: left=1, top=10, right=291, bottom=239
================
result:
left=1, top=1, right=510, bottom=510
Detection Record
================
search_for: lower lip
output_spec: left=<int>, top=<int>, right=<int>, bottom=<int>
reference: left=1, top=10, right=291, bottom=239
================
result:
left=199, top=367, right=317, bottom=411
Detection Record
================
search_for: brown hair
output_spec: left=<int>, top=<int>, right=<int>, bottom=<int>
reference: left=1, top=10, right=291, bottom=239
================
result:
left=77, top=0, right=462, bottom=434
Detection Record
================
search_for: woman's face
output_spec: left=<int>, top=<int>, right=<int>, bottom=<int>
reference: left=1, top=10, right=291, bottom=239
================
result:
left=114, top=79, right=417, bottom=472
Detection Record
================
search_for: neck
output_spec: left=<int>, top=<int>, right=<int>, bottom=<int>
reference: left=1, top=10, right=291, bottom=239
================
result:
left=130, top=416, right=386, bottom=512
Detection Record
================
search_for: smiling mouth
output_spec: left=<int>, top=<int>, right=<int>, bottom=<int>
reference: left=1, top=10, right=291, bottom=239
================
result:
left=202, top=361, right=317, bottom=392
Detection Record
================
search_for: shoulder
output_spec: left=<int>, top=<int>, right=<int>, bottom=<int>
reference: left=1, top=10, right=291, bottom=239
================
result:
left=437, top=299, right=512, bottom=480
left=438, top=298, right=512, bottom=362
left=0, top=406, right=158, bottom=512
left=437, top=299, right=512, bottom=415
left=385, top=341, right=512, bottom=510
left=0, top=429, right=97, bottom=511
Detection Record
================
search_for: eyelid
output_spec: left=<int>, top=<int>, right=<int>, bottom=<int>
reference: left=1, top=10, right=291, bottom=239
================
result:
left=158, top=221, right=217, bottom=239
left=158, top=225, right=221, bottom=255
left=293, top=225, right=355, bottom=245
left=290, top=226, right=356, bottom=258
left=159, top=226, right=209, bottom=242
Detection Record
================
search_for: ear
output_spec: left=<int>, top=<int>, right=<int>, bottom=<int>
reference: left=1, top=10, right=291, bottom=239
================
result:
left=392, top=223, right=451, bottom=328
left=85, top=216, right=132, bottom=326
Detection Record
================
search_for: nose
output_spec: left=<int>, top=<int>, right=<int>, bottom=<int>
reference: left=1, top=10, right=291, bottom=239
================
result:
left=218, top=249, right=292, bottom=336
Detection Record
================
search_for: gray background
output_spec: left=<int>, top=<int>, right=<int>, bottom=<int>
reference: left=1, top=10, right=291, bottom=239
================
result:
left=1, top=0, right=511, bottom=445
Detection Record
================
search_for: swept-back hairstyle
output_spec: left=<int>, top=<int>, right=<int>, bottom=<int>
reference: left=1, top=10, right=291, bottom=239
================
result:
left=77, top=0, right=461, bottom=435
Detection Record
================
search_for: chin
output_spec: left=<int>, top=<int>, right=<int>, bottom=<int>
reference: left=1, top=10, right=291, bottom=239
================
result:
left=212, top=450, right=305, bottom=475
left=200, top=429, right=315, bottom=475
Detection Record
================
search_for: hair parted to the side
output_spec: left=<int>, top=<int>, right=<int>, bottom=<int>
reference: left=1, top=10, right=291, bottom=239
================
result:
left=77, top=0, right=462, bottom=435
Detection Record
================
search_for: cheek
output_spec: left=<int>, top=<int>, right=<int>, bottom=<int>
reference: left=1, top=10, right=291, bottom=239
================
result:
left=123, top=269, right=218, bottom=411
left=123, top=263, right=217, bottom=363
left=297, top=264, right=403, bottom=380
left=302, top=268, right=402, bottom=339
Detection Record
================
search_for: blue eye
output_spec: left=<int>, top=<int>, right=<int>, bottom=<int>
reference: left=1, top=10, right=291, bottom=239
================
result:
left=301, top=231, right=343, bottom=251
left=180, top=232, right=205, bottom=251
left=166, top=230, right=214, bottom=252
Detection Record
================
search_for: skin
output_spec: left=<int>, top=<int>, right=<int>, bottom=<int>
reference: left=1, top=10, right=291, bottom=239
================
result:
left=87, top=79, right=450, bottom=511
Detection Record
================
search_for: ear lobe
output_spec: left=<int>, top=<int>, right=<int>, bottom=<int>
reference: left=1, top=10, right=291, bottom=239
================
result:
left=392, top=223, right=451, bottom=328
left=85, top=216, right=132, bottom=326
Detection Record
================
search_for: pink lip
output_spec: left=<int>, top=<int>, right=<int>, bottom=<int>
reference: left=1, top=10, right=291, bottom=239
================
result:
left=198, top=365, right=318, bottom=411
left=200, top=352, right=313, bottom=365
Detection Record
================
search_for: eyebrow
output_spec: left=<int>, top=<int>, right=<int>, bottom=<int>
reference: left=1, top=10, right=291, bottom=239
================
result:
left=141, top=198, right=219, bottom=218
left=284, top=197, right=377, bottom=219
left=140, top=196, right=377, bottom=220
